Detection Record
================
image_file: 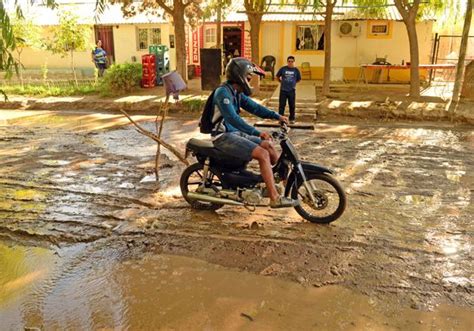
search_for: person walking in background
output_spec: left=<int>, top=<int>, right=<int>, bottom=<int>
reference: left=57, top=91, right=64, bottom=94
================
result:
left=276, top=56, right=301, bottom=124
left=91, top=40, right=108, bottom=77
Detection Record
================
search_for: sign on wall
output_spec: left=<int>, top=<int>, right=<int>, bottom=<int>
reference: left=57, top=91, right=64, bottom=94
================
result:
left=186, top=26, right=190, bottom=63
left=192, top=30, right=199, bottom=64
left=244, top=30, right=252, bottom=59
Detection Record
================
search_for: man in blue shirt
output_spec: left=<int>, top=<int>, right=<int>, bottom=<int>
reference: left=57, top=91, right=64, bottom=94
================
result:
left=211, top=58, right=298, bottom=208
left=276, top=56, right=301, bottom=124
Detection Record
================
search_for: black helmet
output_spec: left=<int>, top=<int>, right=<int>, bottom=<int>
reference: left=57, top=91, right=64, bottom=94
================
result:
left=225, top=57, right=265, bottom=96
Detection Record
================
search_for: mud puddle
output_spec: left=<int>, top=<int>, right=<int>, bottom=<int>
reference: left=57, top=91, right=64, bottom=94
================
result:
left=1, top=240, right=472, bottom=330
left=1, top=110, right=473, bottom=315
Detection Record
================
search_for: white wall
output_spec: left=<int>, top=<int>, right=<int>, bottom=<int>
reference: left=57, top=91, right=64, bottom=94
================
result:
left=278, top=20, right=433, bottom=68
left=18, top=23, right=176, bottom=72
left=260, top=22, right=284, bottom=68
left=20, top=27, right=96, bottom=70
left=113, top=24, right=176, bottom=69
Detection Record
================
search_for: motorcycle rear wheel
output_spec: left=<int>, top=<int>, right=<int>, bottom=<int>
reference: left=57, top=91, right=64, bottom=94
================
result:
left=180, top=163, right=224, bottom=211
left=291, top=173, right=346, bottom=224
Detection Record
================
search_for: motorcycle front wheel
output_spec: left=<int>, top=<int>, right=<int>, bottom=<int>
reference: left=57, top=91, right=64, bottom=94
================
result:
left=291, top=173, right=346, bottom=224
left=180, top=162, right=224, bottom=211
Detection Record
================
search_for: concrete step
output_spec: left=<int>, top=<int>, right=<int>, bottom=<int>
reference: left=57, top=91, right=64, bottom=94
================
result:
left=267, top=99, right=317, bottom=104
left=265, top=108, right=317, bottom=116
left=267, top=102, right=318, bottom=109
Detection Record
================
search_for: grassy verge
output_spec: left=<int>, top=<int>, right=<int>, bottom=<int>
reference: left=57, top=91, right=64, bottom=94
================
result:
left=180, top=97, right=206, bottom=112
left=1, top=83, right=100, bottom=97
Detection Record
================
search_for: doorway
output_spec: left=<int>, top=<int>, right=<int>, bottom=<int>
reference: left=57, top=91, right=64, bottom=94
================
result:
left=94, top=26, right=115, bottom=64
left=223, top=26, right=242, bottom=67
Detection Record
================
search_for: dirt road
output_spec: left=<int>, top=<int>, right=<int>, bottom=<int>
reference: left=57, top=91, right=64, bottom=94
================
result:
left=0, top=110, right=472, bottom=329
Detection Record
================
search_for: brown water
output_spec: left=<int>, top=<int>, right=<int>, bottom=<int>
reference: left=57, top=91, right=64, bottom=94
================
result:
left=1, top=242, right=472, bottom=330
left=1, top=111, right=473, bottom=328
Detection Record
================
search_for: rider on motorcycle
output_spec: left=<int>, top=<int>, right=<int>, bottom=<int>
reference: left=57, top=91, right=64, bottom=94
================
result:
left=211, top=57, right=299, bottom=208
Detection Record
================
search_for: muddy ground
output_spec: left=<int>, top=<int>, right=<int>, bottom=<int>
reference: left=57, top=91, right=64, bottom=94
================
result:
left=0, top=110, right=472, bottom=329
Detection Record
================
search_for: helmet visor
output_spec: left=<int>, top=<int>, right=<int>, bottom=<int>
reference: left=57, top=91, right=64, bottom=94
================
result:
left=250, top=63, right=265, bottom=77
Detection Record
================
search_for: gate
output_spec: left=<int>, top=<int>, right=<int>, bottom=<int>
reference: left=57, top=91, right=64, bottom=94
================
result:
left=430, top=33, right=474, bottom=82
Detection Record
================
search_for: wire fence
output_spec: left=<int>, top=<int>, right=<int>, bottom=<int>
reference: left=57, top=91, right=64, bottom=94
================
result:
left=0, top=78, right=97, bottom=88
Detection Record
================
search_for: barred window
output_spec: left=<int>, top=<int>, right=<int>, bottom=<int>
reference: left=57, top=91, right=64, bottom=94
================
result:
left=137, top=27, right=162, bottom=50
left=138, top=28, right=148, bottom=50
left=205, top=28, right=216, bottom=43
left=296, top=24, right=325, bottom=51
left=371, top=24, right=389, bottom=35
left=150, top=28, right=161, bottom=45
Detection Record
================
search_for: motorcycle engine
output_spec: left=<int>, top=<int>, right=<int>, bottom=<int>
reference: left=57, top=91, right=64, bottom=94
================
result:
left=241, top=189, right=263, bottom=205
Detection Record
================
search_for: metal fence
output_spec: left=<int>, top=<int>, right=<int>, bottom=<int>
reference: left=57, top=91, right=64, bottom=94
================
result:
left=430, top=33, right=474, bottom=82
left=0, top=78, right=97, bottom=88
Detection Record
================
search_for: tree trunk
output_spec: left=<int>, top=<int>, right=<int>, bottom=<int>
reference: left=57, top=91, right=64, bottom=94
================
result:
left=322, top=2, right=334, bottom=96
left=394, top=0, right=421, bottom=98
left=405, top=18, right=421, bottom=98
left=71, top=49, right=78, bottom=87
left=216, top=3, right=222, bottom=49
left=17, top=50, right=23, bottom=88
left=173, top=13, right=188, bottom=82
left=248, top=14, right=262, bottom=63
left=451, top=0, right=472, bottom=103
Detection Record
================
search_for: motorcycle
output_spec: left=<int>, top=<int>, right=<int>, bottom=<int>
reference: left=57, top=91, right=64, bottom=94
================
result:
left=180, top=123, right=346, bottom=223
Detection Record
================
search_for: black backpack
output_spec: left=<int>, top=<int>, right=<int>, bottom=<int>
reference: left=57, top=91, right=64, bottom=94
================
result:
left=199, top=88, right=220, bottom=134
left=199, top=84, right=234, bottom=134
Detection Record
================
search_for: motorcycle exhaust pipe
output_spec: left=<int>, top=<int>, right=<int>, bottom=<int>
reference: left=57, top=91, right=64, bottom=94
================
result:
left=187, top=192, right=244, bottom=206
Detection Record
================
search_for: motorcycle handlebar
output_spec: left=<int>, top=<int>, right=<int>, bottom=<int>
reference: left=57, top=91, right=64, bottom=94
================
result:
left=271, top=121, right=289, bottom=141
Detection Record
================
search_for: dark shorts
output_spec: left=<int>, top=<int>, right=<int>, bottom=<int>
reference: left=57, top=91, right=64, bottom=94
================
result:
left=213, top=131, right=262, bottom=162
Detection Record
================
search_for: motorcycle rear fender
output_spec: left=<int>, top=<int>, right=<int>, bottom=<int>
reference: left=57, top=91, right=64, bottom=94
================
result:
left=300, top=161, right=333, bottom=176
left=284, top=161, right=333, bottom=197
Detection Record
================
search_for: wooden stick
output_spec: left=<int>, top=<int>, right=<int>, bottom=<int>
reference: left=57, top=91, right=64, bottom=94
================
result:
left=119, top=108, right=190, bottom=166
left=155, top=95, right=171, bottom=181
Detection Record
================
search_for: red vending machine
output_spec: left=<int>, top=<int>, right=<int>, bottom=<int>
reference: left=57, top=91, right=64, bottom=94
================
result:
left=141, top=54, right=156, bottom=88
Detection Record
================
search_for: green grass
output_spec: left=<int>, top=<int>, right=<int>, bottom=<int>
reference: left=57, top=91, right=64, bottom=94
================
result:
left=1, top=84, right=100, bottom=97
left=180, top=97, right=206, bottom=112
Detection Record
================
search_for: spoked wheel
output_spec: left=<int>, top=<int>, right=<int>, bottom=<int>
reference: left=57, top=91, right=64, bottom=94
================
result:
left=291, top=173, right=346, bottom=224
left=180, top=163, right=224, bottom=211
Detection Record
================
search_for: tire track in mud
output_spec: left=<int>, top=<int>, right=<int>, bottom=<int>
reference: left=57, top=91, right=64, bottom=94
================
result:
left=291, top=125, right=473, bottom=309
left=1, top=118, right=472, bottom=310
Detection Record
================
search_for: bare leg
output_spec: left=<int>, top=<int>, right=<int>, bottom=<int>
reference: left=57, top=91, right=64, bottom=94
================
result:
left=252, top=146, right=279, bottom=201
left=260, top=140, right=279, bottom=165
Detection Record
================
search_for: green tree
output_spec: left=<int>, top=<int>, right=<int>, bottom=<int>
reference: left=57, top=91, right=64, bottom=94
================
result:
left=0, top=1, right=19, bottom=99
left=11, top=16, right=41, bottom=86
left=47, top=11, right=91, bottom=86
left=294, top=0, right=341, bottom=96
left=451, top=0, right=472, bottom=105
left=244, top=0, right=272, bottom=63
left=202, top=0, right=232, bottom=48
left=1, top=0, right=56, bottom=99
left=353, top=0, right=446, bottom=98
left=99, top=0, right=204, bottom=81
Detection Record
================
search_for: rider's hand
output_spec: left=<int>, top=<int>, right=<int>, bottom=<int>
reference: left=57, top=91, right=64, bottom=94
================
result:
left=259, top=132, right=271, bottom=140
left=279, top=115, right=289, bottom=124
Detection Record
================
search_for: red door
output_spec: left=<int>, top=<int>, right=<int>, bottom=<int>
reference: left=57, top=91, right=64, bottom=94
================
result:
left=94, top=26, right=115, bottom=64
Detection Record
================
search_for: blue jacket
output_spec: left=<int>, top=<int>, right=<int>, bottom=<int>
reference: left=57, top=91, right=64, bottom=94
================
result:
left=212, top=82, right=280, bottom=136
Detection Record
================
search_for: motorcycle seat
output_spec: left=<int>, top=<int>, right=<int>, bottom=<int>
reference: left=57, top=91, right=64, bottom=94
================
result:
left=186, top=138, right=217, bottom=155
left=188, top=138, right=214, bottom=149
left=186, top=138, right=249, bottom=170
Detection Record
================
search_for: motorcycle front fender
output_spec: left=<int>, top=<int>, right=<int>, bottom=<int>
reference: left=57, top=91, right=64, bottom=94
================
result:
left=284, top=161, right=333, bottom=197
